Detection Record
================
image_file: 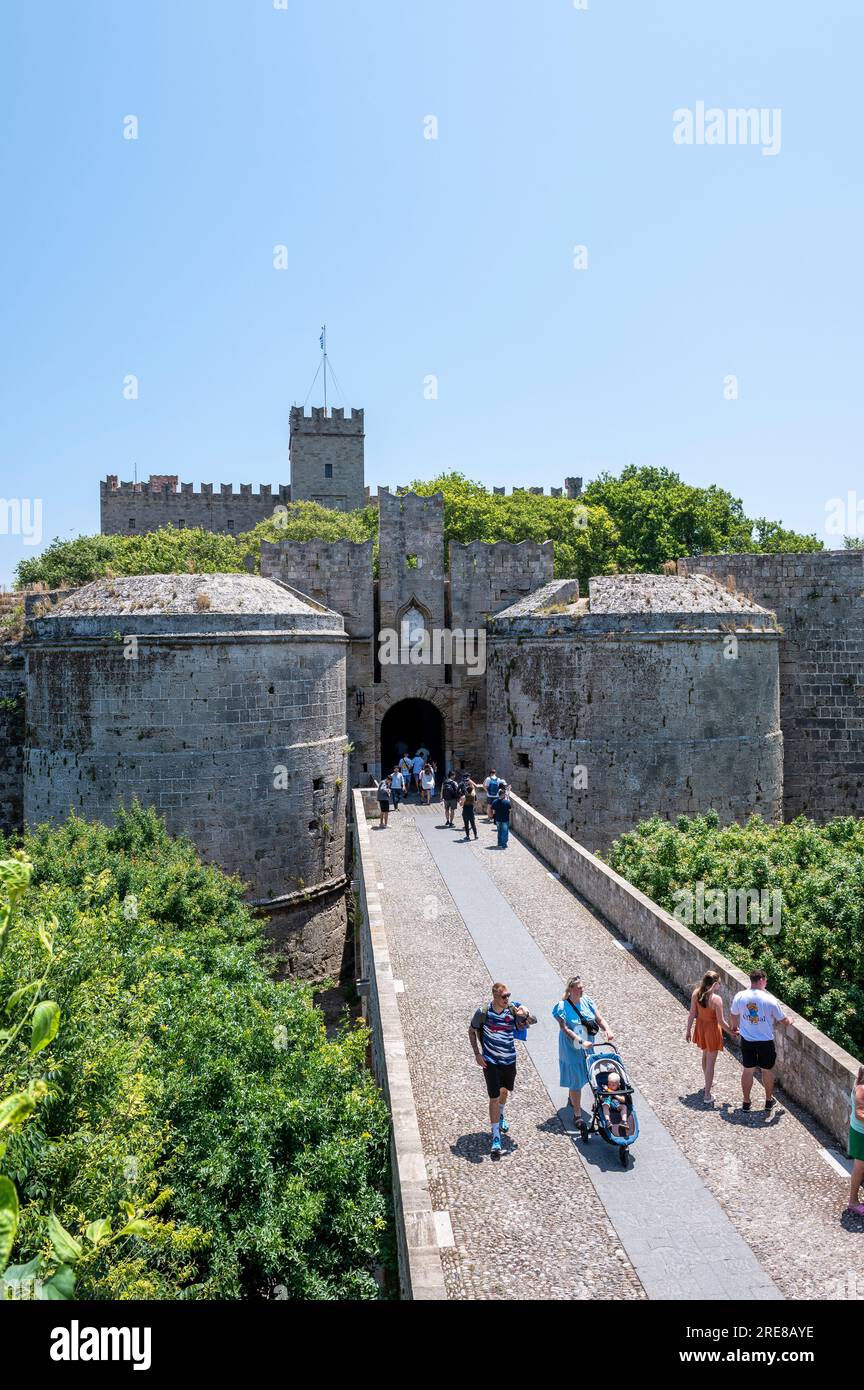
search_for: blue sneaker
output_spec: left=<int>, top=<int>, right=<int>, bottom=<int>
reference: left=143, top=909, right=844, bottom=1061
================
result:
left=499, top=1113, right=509, bottom=1133
left=491, top=1133, right=502, bottom=1154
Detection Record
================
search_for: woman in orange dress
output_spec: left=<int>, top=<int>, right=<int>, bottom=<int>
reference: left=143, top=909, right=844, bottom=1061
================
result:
left=686, top=970, right=729, bottom=1106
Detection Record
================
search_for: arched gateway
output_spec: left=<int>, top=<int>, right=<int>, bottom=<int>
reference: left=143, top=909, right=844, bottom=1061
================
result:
left=379, top=699, right=445, bottom=779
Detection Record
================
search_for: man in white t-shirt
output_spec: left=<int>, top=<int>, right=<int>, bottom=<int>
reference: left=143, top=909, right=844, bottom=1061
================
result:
left=730, top=969, right=789, bottom=1113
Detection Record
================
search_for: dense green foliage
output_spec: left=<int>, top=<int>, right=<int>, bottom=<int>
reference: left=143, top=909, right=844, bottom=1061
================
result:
left=15, top=464, right=822, bottom=592
left=581, top=465, right=822, bottom=572
left=0, top=807, right=390, bottom=1299
left=405, top=472, right=620, bottom=588
left=14, top=529, right=248, bottom=591
left=608, top=812, right=864, bottom=1058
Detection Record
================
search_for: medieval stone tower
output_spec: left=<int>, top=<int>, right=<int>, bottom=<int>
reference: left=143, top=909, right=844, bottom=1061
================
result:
left=100, top=405, right=366, bottom=534
left=289, top=406, right=365, bottom=512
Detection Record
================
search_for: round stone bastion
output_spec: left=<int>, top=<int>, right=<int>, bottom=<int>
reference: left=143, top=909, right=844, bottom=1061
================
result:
left=486, top=573, right=784, bottom=853
left=24, top=573, right=349, bottom=979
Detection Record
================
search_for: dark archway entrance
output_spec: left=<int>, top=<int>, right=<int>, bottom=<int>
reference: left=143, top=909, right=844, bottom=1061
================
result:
left=380, top=699, right=445, bottom=779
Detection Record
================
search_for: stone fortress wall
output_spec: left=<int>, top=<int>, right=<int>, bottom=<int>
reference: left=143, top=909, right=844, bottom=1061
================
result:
left=486, top=573, right=785, bottom=853
left=0, top=653, right=25, bottom=836
left=262, top=491, right=555, bottom=785
left=3, top=400, right=861, bottom=982
left=101, top=476, right=292, bottom=535
left=23, top=574, right=350, bottom=978
left=678, top=551, right=864, bottom=821
left=260, top=537, right=376, bottom=782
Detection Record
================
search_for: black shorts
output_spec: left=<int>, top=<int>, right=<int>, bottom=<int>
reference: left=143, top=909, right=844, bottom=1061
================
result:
left=741, top=1039, right=777, bottom=1071
left=482, top=1062, right=516, bottom=1098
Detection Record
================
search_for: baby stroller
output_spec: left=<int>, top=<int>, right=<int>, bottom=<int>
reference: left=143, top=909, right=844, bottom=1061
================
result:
left=579, top=1042, right=639, bottom=1167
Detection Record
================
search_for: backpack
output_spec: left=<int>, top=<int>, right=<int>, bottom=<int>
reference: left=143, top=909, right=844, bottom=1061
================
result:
left=475, top=1001, right=534, bottom=1041
left=443, top=778, right=459, bottom=799
left=462, top=784, right=476, bottom=805
left=486, top=777, right=500, bottom=797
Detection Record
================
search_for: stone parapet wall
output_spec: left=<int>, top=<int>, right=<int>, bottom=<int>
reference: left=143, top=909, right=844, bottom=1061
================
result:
left=448, top=539, right=554, bottom=630
left=509, top=793, right=860, bottom=1148
left=101, top=478, right=291, bottom=536
left=352, top=789, right=448, bottom=1300
left=486, top=595, right=783, bottom=852
left=678, top=552, right=864, bottom=821
left=0, top=656, right=25, bottom=836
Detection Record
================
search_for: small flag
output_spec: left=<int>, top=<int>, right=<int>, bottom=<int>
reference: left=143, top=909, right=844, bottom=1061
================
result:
left=320, top=326, right=326, bottom=351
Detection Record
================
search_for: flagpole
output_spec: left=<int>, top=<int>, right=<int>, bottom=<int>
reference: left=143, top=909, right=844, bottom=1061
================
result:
left=321, top=325, right=327, bottom=415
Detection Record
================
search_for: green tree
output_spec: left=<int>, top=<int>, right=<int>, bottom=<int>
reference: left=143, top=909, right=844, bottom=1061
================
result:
left=407, top=472, right=620, bottom=588
left=15, top=528, right=247, bottom=591
left=608, top=812, right=864, bottom=1056
left=582, top=465, right=821, bottom=571
left=0, top=807, right=390, bottom=1299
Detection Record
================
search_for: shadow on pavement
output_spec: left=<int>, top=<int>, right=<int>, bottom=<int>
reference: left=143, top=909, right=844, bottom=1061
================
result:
left=449, top=1131, right=519, bottom=1164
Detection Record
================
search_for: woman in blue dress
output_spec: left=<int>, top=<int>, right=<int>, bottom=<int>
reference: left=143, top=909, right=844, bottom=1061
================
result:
left=552, top=975, right=616, bottom=1116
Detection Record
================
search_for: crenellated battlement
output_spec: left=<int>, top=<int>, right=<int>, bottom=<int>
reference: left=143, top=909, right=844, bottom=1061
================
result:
left=364, top=480, right=582, bottom=505
left=260, top=537, right=372, bottom=561
left=450, top=538, right=555, bottom=559
left=102, top=476, right=290, bottom=501
left=289, top=405, right=364, bottom=434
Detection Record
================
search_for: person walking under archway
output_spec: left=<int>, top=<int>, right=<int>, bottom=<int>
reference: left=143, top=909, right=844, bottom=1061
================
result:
left=493, top=782, right=511, bottom=848
left=484, top=769, right=501, bottom=821
left=376, top=775, right=391, bottom=827
left=389, top=764, right=405, bottom=810
left=441, top=770, right=460, bottom=826
left=459, top=777, right=479, bottom=840
left=686, top=970, right=730, bottom=1105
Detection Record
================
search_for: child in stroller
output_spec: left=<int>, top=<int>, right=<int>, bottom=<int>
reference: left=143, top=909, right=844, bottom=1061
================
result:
left=579, top=1043, right=640, bottom=1167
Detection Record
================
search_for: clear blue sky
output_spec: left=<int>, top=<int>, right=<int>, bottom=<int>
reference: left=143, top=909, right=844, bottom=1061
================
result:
left=1, top=0, right=862, bottom=586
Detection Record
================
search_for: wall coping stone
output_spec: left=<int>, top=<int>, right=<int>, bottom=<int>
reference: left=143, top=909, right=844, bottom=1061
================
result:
left=508, top=792, right=860, bottom=1148
left=352, top=789, right=447, bottom=1301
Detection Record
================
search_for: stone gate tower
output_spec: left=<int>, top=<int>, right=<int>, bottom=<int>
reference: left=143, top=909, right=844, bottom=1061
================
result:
left=289, top=406, right=365, bottom=511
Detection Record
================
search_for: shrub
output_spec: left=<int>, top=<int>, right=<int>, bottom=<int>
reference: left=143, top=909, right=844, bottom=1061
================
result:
left=608, top=813, right=864, bottom=1057
left=0, top=806, right=390, bottom=1299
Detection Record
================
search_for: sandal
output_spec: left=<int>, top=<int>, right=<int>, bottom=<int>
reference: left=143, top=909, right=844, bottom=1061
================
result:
left=847, top=1203, right=864, bottom=1217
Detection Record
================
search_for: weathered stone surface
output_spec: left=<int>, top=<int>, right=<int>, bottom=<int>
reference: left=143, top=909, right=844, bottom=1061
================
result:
left=486, top=574, right=783, bottom=852
left=289, top=406, right=365, bottom=513
left=0, top=653, right=25, bottom=836
left=679, top=551, right=864, bottom=821
left=23, top=574, right=349, bottom=979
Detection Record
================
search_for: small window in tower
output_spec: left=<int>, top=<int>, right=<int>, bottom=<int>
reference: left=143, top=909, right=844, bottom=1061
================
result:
left=312, top=776, right=324, bottom=790
left=517, top=752, right=531, bottom=769
left=178, top=519, right=186, bottom=529
left=128, top=518, right=136, bottom=529
left=324, top=463, right=333, bottom=478
left=308, top=819, right=318, bottom=832
left=226, top=519, right=234, bottom=530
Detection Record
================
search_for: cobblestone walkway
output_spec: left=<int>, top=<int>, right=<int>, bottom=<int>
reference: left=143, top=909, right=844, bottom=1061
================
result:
left=370, top=799, right=864, bottom=1301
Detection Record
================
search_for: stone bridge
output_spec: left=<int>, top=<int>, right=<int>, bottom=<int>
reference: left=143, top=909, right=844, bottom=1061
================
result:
left=352, top=789, right=864, bottom=1302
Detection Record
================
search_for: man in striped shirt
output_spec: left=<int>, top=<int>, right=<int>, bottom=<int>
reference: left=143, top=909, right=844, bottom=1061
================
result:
left=469, top=982, right=535, bottom=1154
